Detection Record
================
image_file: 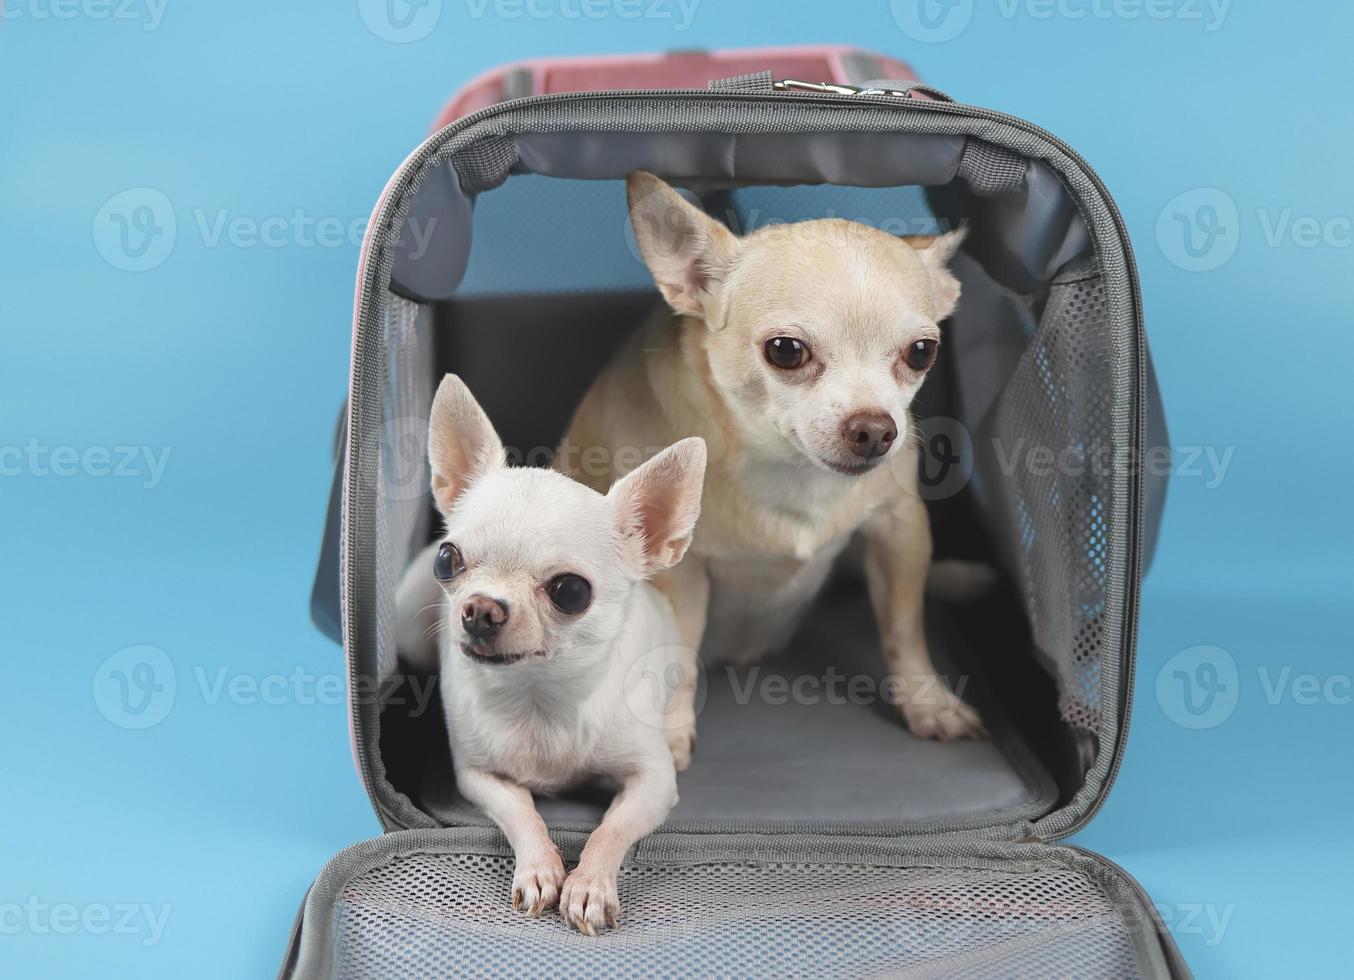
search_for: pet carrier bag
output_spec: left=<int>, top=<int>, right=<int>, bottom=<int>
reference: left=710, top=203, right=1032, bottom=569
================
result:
left=289, top=45, right=1180, bottom=978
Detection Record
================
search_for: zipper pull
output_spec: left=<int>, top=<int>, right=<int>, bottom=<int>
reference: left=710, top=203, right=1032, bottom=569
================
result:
left=773, top=78, right=954, bottom=102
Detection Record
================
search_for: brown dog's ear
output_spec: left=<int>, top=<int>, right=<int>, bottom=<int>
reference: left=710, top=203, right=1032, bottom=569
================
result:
left=608, top=437, right=707, bottom=576
left=627, top=172, right=739, bottom=320
left=427, top=374, right=504, bottom=515
left=903, top=227, right=967, bottom=321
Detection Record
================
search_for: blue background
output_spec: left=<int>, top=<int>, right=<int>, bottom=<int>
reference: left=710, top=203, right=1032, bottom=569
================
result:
left=2, top=2, right=1350, bottom=977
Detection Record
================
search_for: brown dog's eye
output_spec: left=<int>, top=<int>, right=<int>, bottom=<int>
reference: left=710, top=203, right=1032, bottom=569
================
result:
left=904, top=339, right=939, bottom=372
left=764, top=337, right=809, bottom=370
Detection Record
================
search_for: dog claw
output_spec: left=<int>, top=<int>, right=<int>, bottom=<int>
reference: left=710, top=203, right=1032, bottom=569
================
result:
left=665, top=725, right=697, bottom=773
left=901, top=684, right=988, bottom=741
left=561, top=865, right=620, bottom=935
left=511, top=850, right=565, bottom=917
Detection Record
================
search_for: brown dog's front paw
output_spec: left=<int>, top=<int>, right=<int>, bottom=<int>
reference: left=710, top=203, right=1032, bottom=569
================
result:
left=665, top=727, right=695, bottom=773
left=662, top=701, right=697, bottom=772
left=560, top=865, right=620, bottom=936
left=511, top=849, right=565, bottom=917
left=901, top=684, right=989, bottom=741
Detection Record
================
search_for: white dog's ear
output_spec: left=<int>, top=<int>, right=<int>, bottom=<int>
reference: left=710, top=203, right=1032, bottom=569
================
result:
left=903, top=226, right=967, bottom=321
left=627, top=171, right=739, bottom=320
left=609, top=437, right=707, bottom=575
left=428, top=374, right=504, bottom=514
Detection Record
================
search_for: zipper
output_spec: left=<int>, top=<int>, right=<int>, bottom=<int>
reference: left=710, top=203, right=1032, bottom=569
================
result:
left=348, top=85, right=1148, bottom=838
left=1066, top=843, right=1189, bottom=977
left=1068, top=844, right=1165, bottom=919
left=773, top=78, right=955, bottom=101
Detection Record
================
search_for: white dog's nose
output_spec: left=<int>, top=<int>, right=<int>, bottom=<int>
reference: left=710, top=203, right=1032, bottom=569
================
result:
left=461, top=595, right=508, bottom=639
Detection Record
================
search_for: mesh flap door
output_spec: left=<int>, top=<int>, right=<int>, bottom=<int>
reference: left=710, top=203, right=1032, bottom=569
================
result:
left=282, top=832, right=1183, bottom=979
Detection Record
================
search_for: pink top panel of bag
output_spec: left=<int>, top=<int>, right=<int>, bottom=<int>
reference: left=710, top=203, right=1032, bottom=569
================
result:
left=431, top=45, right=921, bottom=130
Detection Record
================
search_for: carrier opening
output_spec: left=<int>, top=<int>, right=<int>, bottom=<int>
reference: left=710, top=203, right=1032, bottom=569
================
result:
left=362, top=143, right=1124, bottom=835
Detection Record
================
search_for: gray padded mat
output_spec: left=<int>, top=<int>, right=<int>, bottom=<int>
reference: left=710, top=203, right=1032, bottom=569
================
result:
left=418, top=592, right=1056, bottom=830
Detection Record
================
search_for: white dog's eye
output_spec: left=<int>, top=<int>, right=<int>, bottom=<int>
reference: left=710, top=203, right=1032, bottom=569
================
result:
left=433, top=542, right=466, bottom=582
left=904, top=338, right=939, bottom=372
left=548, top=573, right=592, bottom=614
left=764, top=336, right=810, bottom=370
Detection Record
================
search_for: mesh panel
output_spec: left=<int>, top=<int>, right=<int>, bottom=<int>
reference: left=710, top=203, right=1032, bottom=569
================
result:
left=331, top=852, right=1141, bottom=979
left=984, top=274, right=1115, bottom=734
left=372, top=295, right=433, bottom=680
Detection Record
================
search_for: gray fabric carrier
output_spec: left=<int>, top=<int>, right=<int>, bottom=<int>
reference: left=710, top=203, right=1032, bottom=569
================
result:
left=287, top=79, right=1183, bottom=979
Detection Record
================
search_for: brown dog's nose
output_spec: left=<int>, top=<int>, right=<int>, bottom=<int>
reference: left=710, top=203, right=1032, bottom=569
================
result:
left=843, top=412, right=898, bottom=459
left=461, top=595, right=508, bottom=639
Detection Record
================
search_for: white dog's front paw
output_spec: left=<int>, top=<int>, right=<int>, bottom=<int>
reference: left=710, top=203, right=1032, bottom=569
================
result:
left=511, top=849, right=565, bottom=917
left=560, top=864, right=619, bottom=936
left=900, top=681, right=989, bottom=741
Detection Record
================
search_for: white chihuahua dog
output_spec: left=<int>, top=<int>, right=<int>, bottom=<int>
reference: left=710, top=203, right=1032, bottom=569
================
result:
left=422, top=374, right=705, bottom=935
left=561, top=172, right=987, bottom=761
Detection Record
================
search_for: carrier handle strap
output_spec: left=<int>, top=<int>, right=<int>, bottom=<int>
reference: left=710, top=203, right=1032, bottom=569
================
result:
left=707, top=70, right=775, bottom=93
